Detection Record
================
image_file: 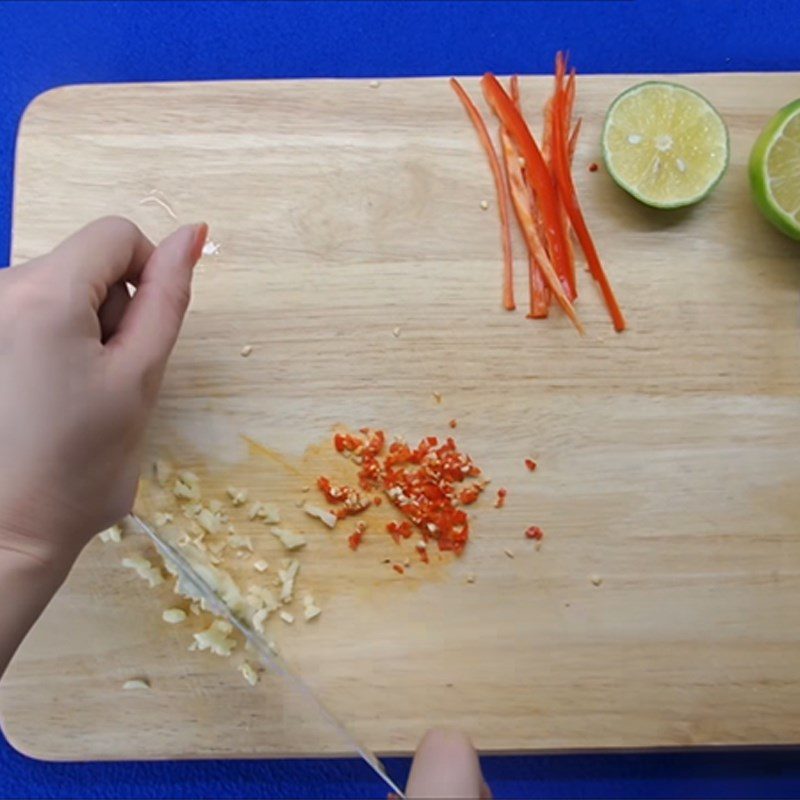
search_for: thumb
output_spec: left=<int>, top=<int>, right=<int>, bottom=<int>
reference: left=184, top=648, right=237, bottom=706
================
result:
left=406, top=729, right=491, bottom=799
left=109, top=223, right=206, bottom=371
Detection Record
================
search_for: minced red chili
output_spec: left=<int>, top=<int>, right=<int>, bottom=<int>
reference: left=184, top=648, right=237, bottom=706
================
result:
left=525, top=525, right=544, bottom=540
left=324, top=429, right=484, bottom=555
left=348, top=521, right=367, bottom=551
left=316, top=475, right=371, bottom=518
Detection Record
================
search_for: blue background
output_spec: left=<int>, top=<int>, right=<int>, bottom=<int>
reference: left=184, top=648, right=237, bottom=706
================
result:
left=1, top=1, right=799, bottom=797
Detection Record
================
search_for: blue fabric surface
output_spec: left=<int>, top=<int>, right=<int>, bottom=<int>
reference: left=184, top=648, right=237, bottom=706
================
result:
left=1, top=1, right=800, bottom=797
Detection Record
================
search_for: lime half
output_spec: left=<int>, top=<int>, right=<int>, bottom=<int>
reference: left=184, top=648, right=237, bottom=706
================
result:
left=602, top=81, right=729, bottom=209
left=749, top=99, right=800, bottom=240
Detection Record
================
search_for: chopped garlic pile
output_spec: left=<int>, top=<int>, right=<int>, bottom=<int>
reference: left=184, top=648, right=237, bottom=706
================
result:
left=119, top=459, right=327, bottom=686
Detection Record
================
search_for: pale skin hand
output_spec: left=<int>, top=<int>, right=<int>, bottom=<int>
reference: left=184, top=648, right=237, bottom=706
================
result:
left=407, top=729, right=492, bottom=799
left=0, top=216, right=206, bottom=676
left=0, top=217, right=489, bottom=798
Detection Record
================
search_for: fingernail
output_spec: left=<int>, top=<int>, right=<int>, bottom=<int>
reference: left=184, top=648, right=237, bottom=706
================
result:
left=189, top=222, right=209, bottom=265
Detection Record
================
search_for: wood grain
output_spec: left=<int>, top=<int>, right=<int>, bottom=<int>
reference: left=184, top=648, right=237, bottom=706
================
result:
left=1, top=73, right=800, bottom=761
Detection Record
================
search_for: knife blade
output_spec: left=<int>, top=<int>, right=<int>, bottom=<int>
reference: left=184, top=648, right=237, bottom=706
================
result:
left=128, top=512, right=404, bottom=798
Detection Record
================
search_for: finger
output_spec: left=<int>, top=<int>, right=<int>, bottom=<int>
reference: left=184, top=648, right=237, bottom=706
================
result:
left=108, top=223, right=206, bottom=371
left=406, top=729, right=490, bottom=799
left=48, top=216, right=154, bottom=306
left=98, top=281, right=132, bottom=342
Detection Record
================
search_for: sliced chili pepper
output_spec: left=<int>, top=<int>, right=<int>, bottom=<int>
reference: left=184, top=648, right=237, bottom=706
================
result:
left=450, top=78, right=516, bottom=312
left=500, top=127, right=574, bottom=318
left=564, top=66, right=576, bottom=123
left=508, top=77, right=552, bottom=317
left=524, top=458, right=537, bottom=471
left=551, top=53, right=625, bottom=332
left=569, top=117, right=583, bottom=163
left=482, top=73, right=584, bottom=334
left=525, top=525, right=544, bottom=540
left=510, top=74, right=520, bottom=106
left=547, top=59, right=577, bottom=298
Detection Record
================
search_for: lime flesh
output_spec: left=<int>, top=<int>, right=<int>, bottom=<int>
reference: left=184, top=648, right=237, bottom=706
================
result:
left=602, top=81, right=729, bottom=209
left=749, top=98, right=800, bottom=240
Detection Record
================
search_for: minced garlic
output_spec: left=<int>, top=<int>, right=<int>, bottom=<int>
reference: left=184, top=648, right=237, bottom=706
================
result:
left=228, top=533, right=254, bottom=552
left=226, top=486, right=248, bottom=507
left=196, top=507, right=221, bottom=536
left=122, top=678, right=150, bottom=691
left=247, top=501, right=281, bottom=523
left=303, top=503, right=337, bottom=529
left=99, top=524, right=122, bottom=544
left=162, top=608, right=187, bottom=624
left=278, top=559, right=300, bottom=603
left=192, top=619, right=237, bottom=657
left=154, top=459, right=172, bottom=487
left=239, top=661, right=259, bottom=686
left=121, top=556, right=164, bottom=588
left=270, top=527, right=307, bottom=551
left=302, top=595, right=321, bottom=622
left=173, top=470, right=201, bottom=501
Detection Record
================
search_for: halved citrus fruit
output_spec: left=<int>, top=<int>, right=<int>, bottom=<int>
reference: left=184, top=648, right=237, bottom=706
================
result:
left=602, top=81, right=729, bottom=209
left=749, top=98, right=800, bottom=240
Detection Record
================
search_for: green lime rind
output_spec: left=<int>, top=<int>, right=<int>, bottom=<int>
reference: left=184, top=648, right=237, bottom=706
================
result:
left=601, top=81, right=730, bottom=210
left=748, top=98, right=800, bottom=241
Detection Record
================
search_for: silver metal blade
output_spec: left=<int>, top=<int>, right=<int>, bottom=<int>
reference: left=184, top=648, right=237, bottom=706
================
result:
left=128, top=513, right=404, bottom=798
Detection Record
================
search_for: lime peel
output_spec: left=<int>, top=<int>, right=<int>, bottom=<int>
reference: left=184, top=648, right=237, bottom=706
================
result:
left=749, top=98, right=800, bottom=241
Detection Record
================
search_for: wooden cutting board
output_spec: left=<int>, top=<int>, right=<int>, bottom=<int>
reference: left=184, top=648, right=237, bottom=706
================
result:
left=2, top=73, right=800, bottom=762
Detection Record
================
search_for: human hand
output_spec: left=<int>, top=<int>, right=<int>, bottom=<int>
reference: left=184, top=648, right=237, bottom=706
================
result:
left=0, top=217, right=205, bottom=567
left=406, top=729, right=491, bottom=799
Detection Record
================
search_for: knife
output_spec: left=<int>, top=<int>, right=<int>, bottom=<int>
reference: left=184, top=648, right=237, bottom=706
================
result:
left=128, top=512, right=405, bottom=798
